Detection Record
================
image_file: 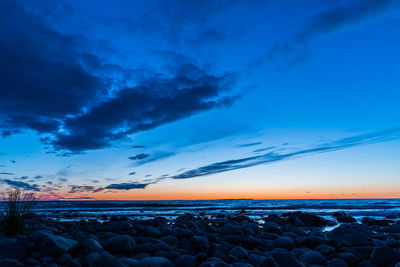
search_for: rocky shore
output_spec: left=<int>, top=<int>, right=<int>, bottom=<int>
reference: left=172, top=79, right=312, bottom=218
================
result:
left=1, top=211, right=400, bottom=267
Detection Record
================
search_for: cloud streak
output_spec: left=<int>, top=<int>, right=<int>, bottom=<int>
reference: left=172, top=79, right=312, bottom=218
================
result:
left=168, top=128, right=400, bottom=179
left=0, top=179, right=40, bottom=191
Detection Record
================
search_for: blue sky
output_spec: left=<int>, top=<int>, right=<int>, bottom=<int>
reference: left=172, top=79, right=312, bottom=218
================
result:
left=0, top=0, right=399, bottom=200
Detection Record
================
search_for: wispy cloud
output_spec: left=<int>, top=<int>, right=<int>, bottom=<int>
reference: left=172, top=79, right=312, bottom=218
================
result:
left=252, top=0, right=396, bottom=69
left=167, top=128, right=400, bottom=179
left=239, top=142, right=263, bottom=147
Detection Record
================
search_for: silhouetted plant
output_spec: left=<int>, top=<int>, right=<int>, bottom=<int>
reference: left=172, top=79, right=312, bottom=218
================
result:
left=1, top=188, right=38, bottom=235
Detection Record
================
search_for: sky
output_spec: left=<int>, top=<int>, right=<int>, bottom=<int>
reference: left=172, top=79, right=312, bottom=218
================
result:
left=0, top=0, right=399, bottom=200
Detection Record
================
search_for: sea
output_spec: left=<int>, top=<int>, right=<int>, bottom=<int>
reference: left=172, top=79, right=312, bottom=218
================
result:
left=17, top=198, right=400, bottom=223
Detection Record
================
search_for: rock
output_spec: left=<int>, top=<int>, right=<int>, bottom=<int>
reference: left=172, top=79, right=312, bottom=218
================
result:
left=87, top=254, right=125, bottom=267
left=79, top=238, right=104, bottom=254
left=315, top=244, right=335, bottom=255
left=275, top=236, right=295, bottom=250
left=65, top=259, right=82, bottom=267
left=301, top=232, right=330, bottom=248
left=174, top=255, right=197, bottom=267
left=327, top=258, right=349, bottom=267
left=336, top=215, right=357, bottom=223
left=32, top=230, right=77, bottom=256
left=232, top=263, right=253, bottom=267
left=296, top=212, right=327, bottom=227
left=257, top=256, right=280, bottom=267
left=109, top=221, right=133, bottom=231
left=0, top=238, right=27, bottom=260
left=144, top=226, right=161, bottom=237
left=358, top=260, right=378, bottom=267
left=139, top=257, right=173, bottom=267
left=160, top=235, right=177, bottom=246
left=230, top=246, right=248, bottom=258
left=271, top=248, right=303, bottom=267
left=106, top=235, right=136, bottom=255
left=387, top=224, right=400, bottom=233
left=299, top=251, right=326, bottom=265
left=362, top=217, right=390, bottom=226
left=336, top=252, right=362, bottom=266
left=0, top=258, right=24, bottom=267
left=120, top=257, right=140, bottom=267
left=328, top=224, right=373, bottom=246
left=370, top=246, right=396, bottom=266
left=192, top=236, right=210, bottom=252
left=248, top=253, right=266, bottom=266
left=199, top=258, right=230, bottom=267
left=58, top=253, right=72, bottom=265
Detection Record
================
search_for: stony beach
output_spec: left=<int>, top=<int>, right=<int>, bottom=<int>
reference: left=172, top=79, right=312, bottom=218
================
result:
left=1, top=211, right=400, bottom=267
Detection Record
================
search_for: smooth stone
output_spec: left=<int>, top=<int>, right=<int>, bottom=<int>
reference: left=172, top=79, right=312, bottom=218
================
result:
left=257, top=256, right=280, bottom=267
left=275, top=236, right=295, bottom=250
left=192, top=236, right=210, bottom=252
left=32, top=230, right=77, bottom=256
left=387, top=224, right=400, bottom=233
left=87, top=254, right=125, bottom=267
left=65, top=259, right=82, bottom=267
left=248, top=253, right=267, bottom=266
left=120, top=257, right=140, bottom=267
left=230, top=246, right=248, bottom=258
left=80, top=238, right=104, bottom=254
left=139, top=256, right=173, bottom=267
left=199, top=258, right=230, bottom=267
left=58, top=253, right=72, bottom=265
left=315, top=244, right=335, bottom=255
left=106, top=235, right=136, bottom=255
left=299, top=251, right=326, bottom=265
left=160, top=235, right=178, bottom=245
left=328, top=224, right=373, bottom=246
left=0, top=238, right=27, bottom=260
left=327, top=258, right=349, bottom=267
left=271, top=248, right=303, bottom=267
left=144, top=226, right=161, bottom=237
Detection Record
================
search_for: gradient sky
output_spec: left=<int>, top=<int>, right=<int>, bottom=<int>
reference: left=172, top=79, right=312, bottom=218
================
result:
left=0, top=0, right=399, bottom=200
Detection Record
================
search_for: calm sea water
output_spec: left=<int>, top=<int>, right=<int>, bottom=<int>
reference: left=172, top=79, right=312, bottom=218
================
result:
left=15, top=198, right=400, bottom=222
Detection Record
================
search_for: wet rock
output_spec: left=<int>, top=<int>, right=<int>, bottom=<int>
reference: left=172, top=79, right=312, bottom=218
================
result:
left=139, top=256, right=173, bottom=267
left=248, top=253, right=267, bottom=266
left=32, top=230, right=77, bottom=256
left=65, top=258, right=82, bottom=267
left=199, top=258, right=230, bottom=267
left=160, top=235, right=177, bottom=246
left=58, top=253, right=72, bottom=265
left=106, top=235, right=136, bottom=255
left=336, top=252, right=362, bottom=266
left=387, top=224, right=400, bottom=233
left=271, top=248, right=303, bottom=267
left=328, top=224, right=373, bottom=246
left=299, top=251, right=326, bottom=265
left=362, top=217, right=390, bottom=227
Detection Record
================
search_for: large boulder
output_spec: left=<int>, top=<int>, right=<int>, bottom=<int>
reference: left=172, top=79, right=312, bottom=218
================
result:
left=106, top=235, right=136, bottom=255
left=328, top=224, right=373, bottom=246
left=32, top=230, right=77, bottom=256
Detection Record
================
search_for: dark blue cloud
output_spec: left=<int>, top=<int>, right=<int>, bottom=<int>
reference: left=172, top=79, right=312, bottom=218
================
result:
left=129, top=154, right=150, bottom=160
left=169, top=128, right=400, bottom=179
left=104, top=182, right=149, bottom=190
left=0, top=1, right=238, bottom=153
left=0, top=179, right=40, bottom=191
left=0, top=172, right=14, bottom=175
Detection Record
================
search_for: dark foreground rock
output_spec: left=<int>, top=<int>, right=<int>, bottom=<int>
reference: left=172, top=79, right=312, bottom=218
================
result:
left=1, top=212, right=400, bottom=266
